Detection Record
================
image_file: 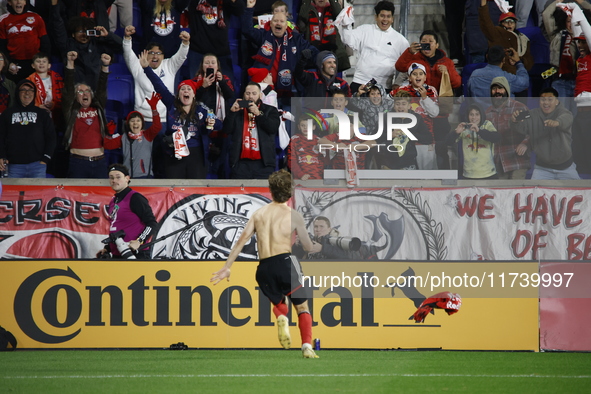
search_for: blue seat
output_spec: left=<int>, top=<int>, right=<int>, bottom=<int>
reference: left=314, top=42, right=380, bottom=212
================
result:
left=519, top=26, right=550, bottom=64
left=109, top=62, right=132, bottom=78
left=107, top=76, right=135, bottom=116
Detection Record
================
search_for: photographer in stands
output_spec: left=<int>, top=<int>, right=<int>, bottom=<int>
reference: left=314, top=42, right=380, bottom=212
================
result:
left=293, top=216, right=361, bottom=260
left=96, top=164, right=158, bottom=259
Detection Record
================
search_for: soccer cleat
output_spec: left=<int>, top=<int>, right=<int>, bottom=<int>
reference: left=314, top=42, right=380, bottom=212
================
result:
left=302, top=343, right=319, bottom=358
left=277, top=315, right=291, bottom=349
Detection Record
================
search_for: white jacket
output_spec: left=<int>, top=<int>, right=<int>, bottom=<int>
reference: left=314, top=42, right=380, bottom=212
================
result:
left=339, top=23, right=408, bottom=88
left=123, top=38, right=189, bottom=122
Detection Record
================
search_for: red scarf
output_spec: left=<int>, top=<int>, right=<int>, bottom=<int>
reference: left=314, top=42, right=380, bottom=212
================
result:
left=559, top=32, right=575, bottom=77
left=32, top=73, right=46, bottom=105
left=128, top=130, right=144, bottom=142
left=308, top=4, right=336, bottom=45
left=271, top=38, right=283, bottom=86
left=240, top=109, right=261, bottom=160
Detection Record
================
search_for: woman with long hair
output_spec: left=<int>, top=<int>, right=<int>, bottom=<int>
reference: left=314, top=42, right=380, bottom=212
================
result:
left=192, top=53, right=235, bottom=178
left=140, top=51, right=222, bottom=179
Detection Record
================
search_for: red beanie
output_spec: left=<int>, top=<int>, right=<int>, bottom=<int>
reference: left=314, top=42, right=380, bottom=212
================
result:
left=126, top=111, right=143, bottom=123
left=178, top=79, right=198, bottom=94
left=248, top=67, right=270, bottom=84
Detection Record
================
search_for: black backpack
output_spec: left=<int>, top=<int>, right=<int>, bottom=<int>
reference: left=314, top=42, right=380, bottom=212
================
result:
left=0, top=326, right=17, bottom=351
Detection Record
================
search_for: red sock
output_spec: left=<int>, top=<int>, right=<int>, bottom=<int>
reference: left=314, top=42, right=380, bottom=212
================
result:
left=272, top=302, right=288, bottom=318
left=298, top=311, right=312, bottom=345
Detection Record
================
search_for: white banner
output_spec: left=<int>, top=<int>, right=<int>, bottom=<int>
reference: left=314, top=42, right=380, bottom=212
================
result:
left=294, top=187, right=591, bottom=261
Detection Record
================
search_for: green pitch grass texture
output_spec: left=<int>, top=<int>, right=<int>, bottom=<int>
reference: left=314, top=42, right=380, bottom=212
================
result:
left=1, top=350, right=589, bottom=393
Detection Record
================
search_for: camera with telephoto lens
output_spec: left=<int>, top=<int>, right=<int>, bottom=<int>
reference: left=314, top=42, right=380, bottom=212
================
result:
left=365, top=78, right=378, bottom=91
left=325, top=236, right=362, bottom=252
left=102, top=230, right=136, bottom=259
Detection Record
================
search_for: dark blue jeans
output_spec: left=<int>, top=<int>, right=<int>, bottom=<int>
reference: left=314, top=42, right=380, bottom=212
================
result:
left=68, top=156, right=108, bottom=179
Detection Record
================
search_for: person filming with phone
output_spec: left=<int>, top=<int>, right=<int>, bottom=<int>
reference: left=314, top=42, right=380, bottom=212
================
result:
left=223, top=82, right=280, bottom=179
left=50, top=0, right=122, bottom=90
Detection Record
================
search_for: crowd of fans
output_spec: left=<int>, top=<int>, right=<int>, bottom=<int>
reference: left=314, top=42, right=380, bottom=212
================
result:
left=0, top=0, right=589, bottom=181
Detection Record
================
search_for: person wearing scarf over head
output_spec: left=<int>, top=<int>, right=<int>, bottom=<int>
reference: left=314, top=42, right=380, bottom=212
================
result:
left=141, top=50, right=223, bottom=179
left=223, top=81, right=280, bottom=179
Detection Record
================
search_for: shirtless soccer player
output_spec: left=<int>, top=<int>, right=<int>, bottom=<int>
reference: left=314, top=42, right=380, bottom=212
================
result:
left=211, top=169, right=322, bottom=358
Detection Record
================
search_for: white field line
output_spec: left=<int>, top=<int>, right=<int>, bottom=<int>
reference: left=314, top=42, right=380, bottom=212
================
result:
left=2, top=373, right=591, bottom=380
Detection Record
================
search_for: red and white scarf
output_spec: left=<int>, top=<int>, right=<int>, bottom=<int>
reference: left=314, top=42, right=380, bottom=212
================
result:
left=240, top=109, right=261, bottom=160
left=128, top=130, right=143, bottom=142
left=173, top=128, right=190, bottom=159
left=32, top=73, right=47, bottom=105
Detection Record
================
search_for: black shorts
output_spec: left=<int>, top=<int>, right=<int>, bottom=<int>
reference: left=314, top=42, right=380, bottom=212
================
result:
left=255, top=253, right=309, bottom=306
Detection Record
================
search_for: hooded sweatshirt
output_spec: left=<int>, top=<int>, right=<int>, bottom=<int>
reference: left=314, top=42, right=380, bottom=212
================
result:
left=294, top=49, right=350, bottom=102
left=350, top=83, right=393, bottom=135
left=485, top=76, right=530, bottom=172
left=0, top=79, right=56, bottom=164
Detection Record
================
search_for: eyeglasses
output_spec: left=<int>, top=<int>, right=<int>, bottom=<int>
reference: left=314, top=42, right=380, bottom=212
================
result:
left=19, top=88, right=35, bottom=93
left=502, top=19, right=516, bottom=25
left=148, top=51, right=163, bottom=56
left=77, top=89, right=92, bottom=95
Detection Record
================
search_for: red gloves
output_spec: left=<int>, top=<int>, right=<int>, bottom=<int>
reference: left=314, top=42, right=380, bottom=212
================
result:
left=410, top=292, right=461, bottom=323
left=107, top=120, right=117, bottom=135
left=146, top=92, right=162, bottom=111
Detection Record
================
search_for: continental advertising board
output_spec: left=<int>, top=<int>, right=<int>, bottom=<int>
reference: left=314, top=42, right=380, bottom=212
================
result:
left=1, top=260, right=539, bottom=350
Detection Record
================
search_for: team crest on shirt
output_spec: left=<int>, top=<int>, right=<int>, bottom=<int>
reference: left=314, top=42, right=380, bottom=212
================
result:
left=152, top=13, right=175, bottom=36
left=26, top=17, right=35, bottom=24
left=201, top=7, right=218, bottom=25
left=278, top=69, right=291, bottom=86
left=292, top=46, right=297, bottom=54
left=261, top=41, right=273, bottom=56
left=85, top=118, right=94, bottom=125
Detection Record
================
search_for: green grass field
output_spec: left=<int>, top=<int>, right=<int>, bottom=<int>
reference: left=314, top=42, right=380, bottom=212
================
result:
left=1, top=350, right=590, bottom=393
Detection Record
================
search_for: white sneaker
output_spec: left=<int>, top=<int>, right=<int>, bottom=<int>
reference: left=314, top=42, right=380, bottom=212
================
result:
left=277, top=315, right=291, bottom=349
left=302, top=343, right=319, bottom=358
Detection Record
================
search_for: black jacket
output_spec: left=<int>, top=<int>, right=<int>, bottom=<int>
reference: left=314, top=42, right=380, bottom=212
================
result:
left=0, top=80, right=56, bottom=164
left=223, top=102, right=280, bottom=168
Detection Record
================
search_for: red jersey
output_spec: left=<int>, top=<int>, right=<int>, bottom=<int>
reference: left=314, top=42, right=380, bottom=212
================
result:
left=575, top=53, right=591, bottom=96
left=324, top=133, right=367, bottom=170
left=287, top=133, right=323, bottom=179
left=0, top=11, right=47, bottom=60
left=71, top=107, right=103, bottom=149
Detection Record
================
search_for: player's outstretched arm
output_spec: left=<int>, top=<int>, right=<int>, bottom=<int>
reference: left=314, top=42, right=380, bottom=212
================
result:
left=210, top=215, right=256, bottom=285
